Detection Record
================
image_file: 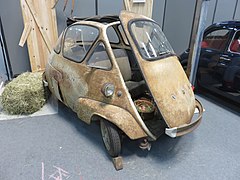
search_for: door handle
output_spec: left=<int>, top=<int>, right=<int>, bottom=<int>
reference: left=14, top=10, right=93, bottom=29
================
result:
left=219, top=56, right=231, bottom=61
left=217, top=63, right=227, bottom=68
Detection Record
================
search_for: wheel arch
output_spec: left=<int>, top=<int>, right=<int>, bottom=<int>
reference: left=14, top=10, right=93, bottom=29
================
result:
left=74, top=97, right=147, bottom=140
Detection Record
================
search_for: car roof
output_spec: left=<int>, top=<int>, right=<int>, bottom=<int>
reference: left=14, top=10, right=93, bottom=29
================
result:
left=206, top=20, right=240, bottom=31
left=66, top=15, right=120, bottom=26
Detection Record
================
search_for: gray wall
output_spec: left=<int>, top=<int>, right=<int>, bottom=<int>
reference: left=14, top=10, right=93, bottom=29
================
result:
left=0, top=0, right=30, bottom=76
left=55, top=0, right=96, bottom=34
left=1, top=0, right=240, bottom=75
left=98, top=0, right=123, bottom=15
left=152, top=0, right=240, bottom=54
left=213, top=0, right=237, bottom=23
left=234, top=0, right=240, bottom=19
left=205, top=0, right=217, bottom=26
left=160, top=0, right=196, bottom=54
left=152, top=0, right=166, bottom=27
left=0, top=44, right=7, bottom=81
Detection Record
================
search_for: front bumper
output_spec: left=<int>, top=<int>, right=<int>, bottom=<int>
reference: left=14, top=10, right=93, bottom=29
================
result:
left=165, top=99, right=203, bottom=138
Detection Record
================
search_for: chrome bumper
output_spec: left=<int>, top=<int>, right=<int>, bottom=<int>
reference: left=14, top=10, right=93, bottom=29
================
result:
left=165, top=99, right=203, bottom=138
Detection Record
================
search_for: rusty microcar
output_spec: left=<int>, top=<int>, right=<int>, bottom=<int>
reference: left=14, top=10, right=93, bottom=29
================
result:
left=43, top=11, right=203, bottom=160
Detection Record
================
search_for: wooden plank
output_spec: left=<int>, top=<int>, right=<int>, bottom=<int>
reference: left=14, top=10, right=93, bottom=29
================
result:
left=19, top=0, right=58, bottom=72
left=47, top=0, right=58, bottom=45
left=123, top=0, right=153, bottom=18
left=123, top=0, right=131, bottom=11
left=24, top=0, right=52, bottom=52
left=19, top=23, right=31, bottom=47
left=37, top=0, right=51, bottom=69
left=51, top=0, right=59, bottom=9
left=20, top=0, right=37, bottom=71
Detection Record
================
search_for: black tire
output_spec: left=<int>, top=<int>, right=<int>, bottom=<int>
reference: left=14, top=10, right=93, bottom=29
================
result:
left=181, top=59, right=188, bottom=71
left=43, top=85, right=51, bottom=100
left=100, top=120, right=121, bottom=157
left=42, top=72, right=51, bottom=101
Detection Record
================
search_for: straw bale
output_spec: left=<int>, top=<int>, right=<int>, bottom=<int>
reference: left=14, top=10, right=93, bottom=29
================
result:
left=1, top=72, right=46, bottom=115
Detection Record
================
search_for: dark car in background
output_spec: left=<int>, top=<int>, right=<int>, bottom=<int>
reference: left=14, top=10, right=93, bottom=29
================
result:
left=180, top=21, right=240, bottom=105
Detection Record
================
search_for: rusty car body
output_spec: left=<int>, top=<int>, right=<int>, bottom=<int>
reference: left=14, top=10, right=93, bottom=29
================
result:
left=43, top=11, right=203, bottom=159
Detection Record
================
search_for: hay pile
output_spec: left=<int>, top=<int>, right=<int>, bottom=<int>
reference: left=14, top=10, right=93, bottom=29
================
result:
left=1, top=72, right=46, bottom=115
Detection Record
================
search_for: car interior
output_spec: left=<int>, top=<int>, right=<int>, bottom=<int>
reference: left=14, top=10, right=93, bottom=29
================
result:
left=87, top=45, right=166, bottom=137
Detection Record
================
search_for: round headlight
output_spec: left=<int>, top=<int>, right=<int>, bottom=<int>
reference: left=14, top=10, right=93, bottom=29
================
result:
left=102, top=83, right=115, bottom=97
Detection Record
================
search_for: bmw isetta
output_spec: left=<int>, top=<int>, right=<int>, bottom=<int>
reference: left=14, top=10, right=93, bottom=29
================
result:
left=43, top=11, right=203, bottom=167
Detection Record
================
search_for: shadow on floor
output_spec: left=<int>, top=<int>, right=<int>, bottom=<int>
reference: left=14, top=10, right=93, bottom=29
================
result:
left=57, top=101, right=193, bottom=164
left=196, top=91, right=240, bottom=116
left=57, top=102, right=106, bottom=154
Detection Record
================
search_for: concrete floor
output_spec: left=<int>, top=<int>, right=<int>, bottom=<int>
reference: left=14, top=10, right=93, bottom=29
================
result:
left=0, top=95, right=239, bottom=180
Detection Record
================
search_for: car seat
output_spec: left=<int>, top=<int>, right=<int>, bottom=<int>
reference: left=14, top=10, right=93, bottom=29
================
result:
left=88, top=49, right=145, bottom=96
left=113, top=49, right=145, bottom=96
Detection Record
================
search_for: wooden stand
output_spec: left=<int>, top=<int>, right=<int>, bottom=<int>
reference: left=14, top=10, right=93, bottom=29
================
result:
left=123, top=0, right=154, bottom=18
left=112, top=156, right=123, bottom=170
left=19, top=0, right=58, bottom=72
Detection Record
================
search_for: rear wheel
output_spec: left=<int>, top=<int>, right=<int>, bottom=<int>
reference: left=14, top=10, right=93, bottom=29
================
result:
left=42, top=73, right=51, bottom=100
left=100, top=120, right=121, bottom=157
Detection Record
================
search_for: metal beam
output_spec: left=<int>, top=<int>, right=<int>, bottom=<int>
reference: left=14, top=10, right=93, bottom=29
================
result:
left=0, top=16, right=13, bottom=80
left=186, top=0, right=210, bottom=85
left=95, top=0, right=98, bottom=15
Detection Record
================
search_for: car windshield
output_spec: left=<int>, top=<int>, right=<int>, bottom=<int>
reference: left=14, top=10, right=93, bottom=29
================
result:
left=130, top=20, right=174, bottom=60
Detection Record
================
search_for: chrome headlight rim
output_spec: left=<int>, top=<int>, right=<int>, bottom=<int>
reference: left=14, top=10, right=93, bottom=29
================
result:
left=102, top=83, right=115, bottom=97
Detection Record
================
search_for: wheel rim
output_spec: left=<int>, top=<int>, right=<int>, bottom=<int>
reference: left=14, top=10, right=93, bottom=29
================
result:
left=101, top=122, right=111, bottom=151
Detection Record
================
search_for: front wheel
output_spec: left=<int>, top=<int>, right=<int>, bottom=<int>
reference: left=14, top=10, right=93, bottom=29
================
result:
left=181, top=59, right=188, bottom=72
left=100, top=120, right=121, bottom=157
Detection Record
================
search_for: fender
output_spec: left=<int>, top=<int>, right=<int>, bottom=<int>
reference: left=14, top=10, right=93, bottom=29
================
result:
left=74, top=97, right=147, bottom=140
left=45, top=62, right=64, bottom=102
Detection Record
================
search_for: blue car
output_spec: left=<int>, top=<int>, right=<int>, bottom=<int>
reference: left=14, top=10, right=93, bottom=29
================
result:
left=180, top=21, right=240, bottom=105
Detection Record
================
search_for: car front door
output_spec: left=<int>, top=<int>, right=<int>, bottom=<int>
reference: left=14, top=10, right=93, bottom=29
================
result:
left=221, top=30, right=240, bottom=103
left=198, top=28, right=233, bottom=88
left=120, top=11, right=196, bottom=128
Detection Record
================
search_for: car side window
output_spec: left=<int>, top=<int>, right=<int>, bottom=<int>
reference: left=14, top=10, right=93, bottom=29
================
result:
left=107, top=26, right=119, bottom=44
left=63, top=25, right=99, bottom=62
left=229, top=31, right=240, bottom=53
left=87, top=42, right=112, bottom=70
left=202, top=29, right=230, bottom=51
left=118, top=25, right=129, bottom=45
